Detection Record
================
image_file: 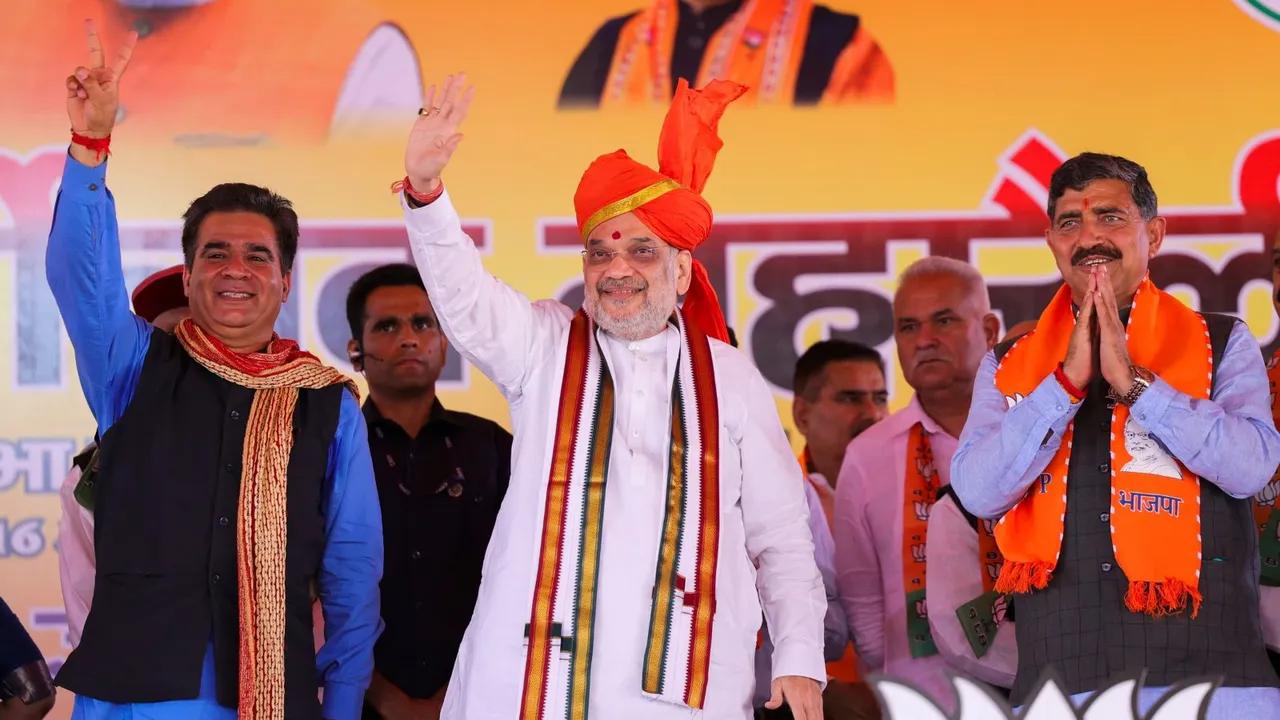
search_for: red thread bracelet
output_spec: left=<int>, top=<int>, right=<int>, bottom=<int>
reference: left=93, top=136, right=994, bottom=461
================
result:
left=1054, top=362, right=1086, bottom=401
left=71, top=131, right=111, bottom=161
left=390, top=175, right=444, bottom=205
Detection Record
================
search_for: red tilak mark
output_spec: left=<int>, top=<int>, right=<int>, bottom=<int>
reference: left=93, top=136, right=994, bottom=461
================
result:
left=1082, top=198, right=1090, bottom=211
left=612, top=231, right=622, bottom=239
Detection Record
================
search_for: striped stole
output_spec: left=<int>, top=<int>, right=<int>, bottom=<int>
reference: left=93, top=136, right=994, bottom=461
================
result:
left=519, top=309, right=721, bottom=719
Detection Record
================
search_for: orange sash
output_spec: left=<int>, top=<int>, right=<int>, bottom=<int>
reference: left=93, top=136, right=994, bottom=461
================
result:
left=992, top=277, right=1211, bottom=617
left=603, top=0, right=803, bottom=106
left=1255, top=352, right=1280, bottom=534
left=799, top=446, right=836, bottom=529
left=976, top=517, right=1003, bottom=597
left=1255, top=352, right=1280, bottom=582
left=902, top=422, right=939, bottom=657
left=599, top=0, right=891, bottom=107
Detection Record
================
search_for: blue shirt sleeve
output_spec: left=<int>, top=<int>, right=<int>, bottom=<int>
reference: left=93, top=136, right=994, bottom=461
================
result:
left=316, top=391, right=384, bottom=720
left=951, top=351, right=1083, bottom=518
left=1127, top=321, right=1280, bottom=498
left=45, top=153, right=151, bottom=433
left=953, top=323, right=1280, bottom=517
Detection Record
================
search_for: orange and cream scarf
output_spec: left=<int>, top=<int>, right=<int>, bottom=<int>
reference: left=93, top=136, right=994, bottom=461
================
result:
left=174, top=318, right=357, bottom=720
left=992, top=277, right=1212, bottom=617
left=601, top=0, right=889, bottom=107
left=1256, top=351, right=1280, bottom=584
left=519, top=309, right=720, bottom=719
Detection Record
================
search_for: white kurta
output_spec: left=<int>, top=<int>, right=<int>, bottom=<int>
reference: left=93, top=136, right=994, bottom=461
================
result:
left=403, top=191, right=827, bottom=719
left=925, top=494, right=1018, bottom=690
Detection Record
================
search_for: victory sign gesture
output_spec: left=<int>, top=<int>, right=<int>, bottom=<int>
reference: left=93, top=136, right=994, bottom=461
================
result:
left=66, top=19, right=136, bottom=163
left=404, top=73, right=476, bottom=194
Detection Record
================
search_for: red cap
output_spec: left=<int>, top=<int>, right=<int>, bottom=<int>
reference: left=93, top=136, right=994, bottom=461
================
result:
left=131, top=265, right=187, bottom=323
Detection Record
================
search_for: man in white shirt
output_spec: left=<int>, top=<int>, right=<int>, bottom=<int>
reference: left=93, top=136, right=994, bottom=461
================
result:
left=395, top=74, right=827, bottom=719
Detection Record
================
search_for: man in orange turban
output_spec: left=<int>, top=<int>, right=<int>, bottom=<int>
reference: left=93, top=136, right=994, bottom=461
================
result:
left=397, top=73, right=828, bottom=719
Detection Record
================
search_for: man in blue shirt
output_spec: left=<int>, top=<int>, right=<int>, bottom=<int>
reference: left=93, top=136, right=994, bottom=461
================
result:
left=952, top=152, right=1280, bottom=718
left=46, top=20, right=383, bottom=720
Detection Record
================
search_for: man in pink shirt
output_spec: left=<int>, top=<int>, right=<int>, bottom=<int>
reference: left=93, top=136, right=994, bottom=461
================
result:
left=58, top=265, right=188, bottom=648
left=832, top=256, right=999, bottom=713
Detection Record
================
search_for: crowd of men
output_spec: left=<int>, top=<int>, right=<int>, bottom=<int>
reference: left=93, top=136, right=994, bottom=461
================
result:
left=2, top=17, right=1280, bottom=720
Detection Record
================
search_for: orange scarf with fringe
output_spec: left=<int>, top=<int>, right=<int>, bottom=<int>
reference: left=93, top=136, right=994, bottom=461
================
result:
left=992, top=276, right=1211, bottom=617
left=175, top=318, right=357, bottom=720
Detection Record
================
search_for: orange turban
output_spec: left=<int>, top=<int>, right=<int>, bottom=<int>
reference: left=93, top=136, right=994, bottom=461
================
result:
left=573, top=78, right=747, bottom=344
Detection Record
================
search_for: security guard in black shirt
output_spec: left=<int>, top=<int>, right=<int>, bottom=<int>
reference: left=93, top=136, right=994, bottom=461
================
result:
left=345, top=264, right=512, bottom=720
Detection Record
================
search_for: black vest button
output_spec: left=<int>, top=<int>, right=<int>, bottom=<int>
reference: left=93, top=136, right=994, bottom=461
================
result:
left=1101, top=563, right=1112, bottom=572
left=1100, top=513, right=1109, bottom=522
left=230, top=410, right=241, bottom=420
left=411, top=550, right=422, bottom=560
left=219, top=517, right=229, bottom=527
left=1099, top=463, right=1110, bottom=473
left=225, top=463, right=235, bottom=472
left=212, top=573, right=221, bottom=583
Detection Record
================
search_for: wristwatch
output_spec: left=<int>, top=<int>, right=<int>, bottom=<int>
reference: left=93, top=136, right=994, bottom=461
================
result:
left=1113, top=365, right=1154, bottom=406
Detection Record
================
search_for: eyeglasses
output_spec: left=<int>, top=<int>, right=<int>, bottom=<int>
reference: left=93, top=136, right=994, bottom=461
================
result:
left=581, top=245, right=665, bottom=267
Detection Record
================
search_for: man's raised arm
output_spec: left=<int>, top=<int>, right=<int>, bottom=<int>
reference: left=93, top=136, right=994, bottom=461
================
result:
left=400, top=73, right=567, bottom=398
left=46, top=20, right=149, bottom=428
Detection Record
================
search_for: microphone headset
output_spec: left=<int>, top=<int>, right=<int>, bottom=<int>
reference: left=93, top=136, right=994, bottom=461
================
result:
left=348, top=344, right=389, bottom=365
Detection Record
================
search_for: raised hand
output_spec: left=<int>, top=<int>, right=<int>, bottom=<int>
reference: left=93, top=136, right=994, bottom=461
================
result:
left=1094, top=265, right=1135, bottom=393
left=66, top=19, right=136, bottom=143
left=1061, top=269, right=1098, bottom=391
left=404, top=73, right=476, bottom=193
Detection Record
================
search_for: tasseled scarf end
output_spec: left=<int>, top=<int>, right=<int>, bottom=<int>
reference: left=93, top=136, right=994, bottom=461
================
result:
left=1124, top=579, right=1202, bottom=618
left=994, top=560, right=1054, bottom=594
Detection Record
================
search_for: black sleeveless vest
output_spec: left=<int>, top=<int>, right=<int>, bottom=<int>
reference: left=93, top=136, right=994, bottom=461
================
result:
left=55, top=330, right=343, bottom=719
left=993, top=312, right=1279, bottom=704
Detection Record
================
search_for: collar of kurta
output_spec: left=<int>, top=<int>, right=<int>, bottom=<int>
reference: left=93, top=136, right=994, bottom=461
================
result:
left=882, top=394, right=948, bottom=440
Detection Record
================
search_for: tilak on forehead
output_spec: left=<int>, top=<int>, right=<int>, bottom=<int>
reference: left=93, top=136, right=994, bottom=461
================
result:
left=573, top=77, right=747, bottom=344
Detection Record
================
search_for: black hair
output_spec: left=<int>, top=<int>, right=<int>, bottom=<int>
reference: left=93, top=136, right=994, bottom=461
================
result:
left=181, top=183, right=300, bottom=271
left=1047, top=152, right=1158, bottom=221
left=793, top=340, right=885, bottom=401
left=345, top=263, right=428, bottom=342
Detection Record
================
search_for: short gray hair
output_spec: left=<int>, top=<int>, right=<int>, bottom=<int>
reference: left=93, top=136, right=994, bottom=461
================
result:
left=896, top=256, right=991, bottom=310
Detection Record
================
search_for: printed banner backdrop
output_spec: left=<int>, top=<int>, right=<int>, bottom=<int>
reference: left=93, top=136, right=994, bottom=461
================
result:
left=2, top=1, right=1280, bottom=716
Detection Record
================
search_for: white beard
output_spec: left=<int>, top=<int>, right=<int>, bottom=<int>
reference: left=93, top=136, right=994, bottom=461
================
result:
left=583, top=255, right=678, bottom=341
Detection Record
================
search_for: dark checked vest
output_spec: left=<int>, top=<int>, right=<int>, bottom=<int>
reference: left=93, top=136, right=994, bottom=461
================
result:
left=996, top=312, right=1279, bottom=705
left=55, top=330, right=342, bottom=719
